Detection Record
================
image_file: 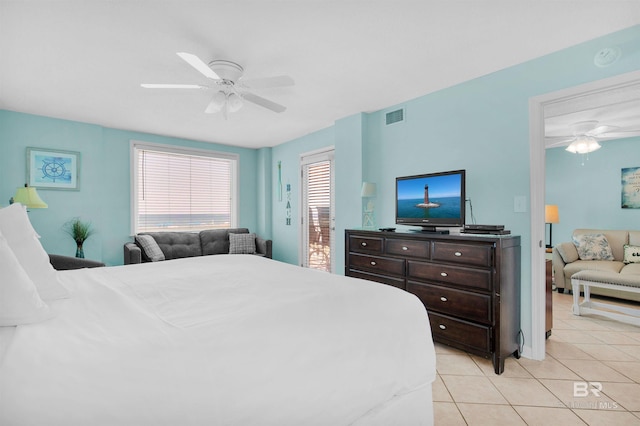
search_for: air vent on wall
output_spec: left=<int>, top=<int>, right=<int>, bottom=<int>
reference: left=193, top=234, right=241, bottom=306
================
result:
left=385, top=108, right=404, bottom=125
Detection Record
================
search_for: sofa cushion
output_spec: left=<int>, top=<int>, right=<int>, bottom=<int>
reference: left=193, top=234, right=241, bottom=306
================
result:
left=620, top=263, right=640, bottom=275
left=572, top=233, right=615, bottom=261
left=623, top=244, right=640, bottom=264
left=200, top=228, right=249, bottom=255
left=229, top=233, right=256, bottom=254
left=139, top=232, right=201, bottom=260
left=629, top=231, right=640, bottom=246
left=564, top=260, right=625, bottom=277
left=135, top=235, right=165, bottom=262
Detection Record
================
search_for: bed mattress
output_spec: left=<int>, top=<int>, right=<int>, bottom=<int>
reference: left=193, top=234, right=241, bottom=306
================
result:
left=0, top=255, right=436, bottom=425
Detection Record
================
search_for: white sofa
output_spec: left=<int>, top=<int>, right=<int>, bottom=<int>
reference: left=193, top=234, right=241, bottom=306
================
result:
left=552, top=229, right=640, bottom=303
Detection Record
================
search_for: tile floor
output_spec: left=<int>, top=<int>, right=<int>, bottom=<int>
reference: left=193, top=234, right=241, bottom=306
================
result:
left=433, top=291, right=640, bottom=425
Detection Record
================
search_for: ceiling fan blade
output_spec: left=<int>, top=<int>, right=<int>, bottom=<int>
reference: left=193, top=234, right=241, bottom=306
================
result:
left=546, top=138, right=575, bottom=148
left=588, top=125, right=618, bottom=135
left=239, top=75, right=294, bottom=90
left=242, top=92, right=286, bottom=113
left=597, top=130, right=640, bottom=139
left=141, top=84, right=207, bottom=89
left=176, top=52, right=220, bottom=80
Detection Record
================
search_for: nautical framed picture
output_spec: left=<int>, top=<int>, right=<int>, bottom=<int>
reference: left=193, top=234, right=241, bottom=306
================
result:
left=27, top=147, right=80, bottom=190
left=621, top=166, right=640, bottom=209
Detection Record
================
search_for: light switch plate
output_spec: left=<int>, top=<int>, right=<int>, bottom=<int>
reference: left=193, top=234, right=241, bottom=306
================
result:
left=514, top=196, right=527, bottom=213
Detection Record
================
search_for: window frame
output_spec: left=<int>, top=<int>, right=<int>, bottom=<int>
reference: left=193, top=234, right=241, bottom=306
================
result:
left=130, top=140, right=239, bottom=235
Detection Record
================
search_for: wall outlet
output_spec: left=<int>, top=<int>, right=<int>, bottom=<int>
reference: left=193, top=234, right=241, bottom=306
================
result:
left=514, top=196, right=527, bottom=213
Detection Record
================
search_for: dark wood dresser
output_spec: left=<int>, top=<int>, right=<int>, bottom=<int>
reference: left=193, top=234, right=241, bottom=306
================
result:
left=345, top=229, right=521, bottom=374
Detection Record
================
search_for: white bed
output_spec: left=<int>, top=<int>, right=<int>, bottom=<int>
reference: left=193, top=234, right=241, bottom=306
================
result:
left=0, top=252, right=436, bottom=425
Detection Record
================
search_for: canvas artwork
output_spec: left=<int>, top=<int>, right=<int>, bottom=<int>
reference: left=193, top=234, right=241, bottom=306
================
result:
left=27, top=147, right=80, bottom=190
left=621, top=167, right=640, bottom=209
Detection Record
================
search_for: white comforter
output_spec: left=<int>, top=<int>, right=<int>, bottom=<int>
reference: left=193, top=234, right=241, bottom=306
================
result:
left=0, top=255, right=436, bottom=425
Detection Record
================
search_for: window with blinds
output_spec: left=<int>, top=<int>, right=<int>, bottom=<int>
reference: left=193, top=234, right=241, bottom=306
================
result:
left=131, top=142, right=238, bottom=234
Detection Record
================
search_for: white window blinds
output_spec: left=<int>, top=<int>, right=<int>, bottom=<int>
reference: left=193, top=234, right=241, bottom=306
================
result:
left=132, top=142, right=237, bottom=233
left=301, top=149, right=334, bottom=272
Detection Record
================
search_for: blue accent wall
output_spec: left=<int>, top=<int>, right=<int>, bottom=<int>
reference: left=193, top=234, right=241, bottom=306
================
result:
left=1, top=25, right=639, bottom=356
left=546, top=136, right=640, bottom=243
left=0, top=110, right=260, bottom=266
left=268, top=25, right=640, bottom=354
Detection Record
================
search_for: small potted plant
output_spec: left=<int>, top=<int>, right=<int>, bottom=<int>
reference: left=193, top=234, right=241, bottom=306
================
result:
left=64, top=218, right=94, bottom=258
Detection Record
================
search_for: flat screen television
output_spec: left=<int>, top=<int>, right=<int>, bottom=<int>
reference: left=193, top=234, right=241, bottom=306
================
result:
left=395, top=169, right=466, bottom=233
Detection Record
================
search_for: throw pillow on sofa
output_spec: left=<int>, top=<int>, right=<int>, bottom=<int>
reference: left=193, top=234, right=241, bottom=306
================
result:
left=623, top=244, right=640, bottom=264
left=135, top=235, right=165, bottom=262
left=229, top=233, right=256, bottom=254
left=572, top=233, right=615, bottom=261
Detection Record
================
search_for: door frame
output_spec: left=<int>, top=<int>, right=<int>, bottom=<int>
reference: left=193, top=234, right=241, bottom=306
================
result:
left=299, top=146, right=336, bottom=271
left=528, top=69, right=640, bottom=360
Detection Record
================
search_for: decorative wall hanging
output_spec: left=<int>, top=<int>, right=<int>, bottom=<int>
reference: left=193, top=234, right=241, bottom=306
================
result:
left=621, top=167, right=640, bottom=208
left=27, top=147, right=80, bottom=190
left=277, top=161, right=283, bottom=201
left=286, top=183, right=292, bottom=225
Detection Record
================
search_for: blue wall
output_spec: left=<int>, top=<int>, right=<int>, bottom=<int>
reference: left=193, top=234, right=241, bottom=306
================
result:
left=0, top=110, right=260, bottom=266
left=1, top=25, right=639, bottom=356
left=269, top=25, right=640, bottom=354
left=546, top=136, right=640, bottom=243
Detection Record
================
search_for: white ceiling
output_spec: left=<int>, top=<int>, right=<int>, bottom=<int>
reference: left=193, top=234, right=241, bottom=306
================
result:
left=1, top=1, right=640, bottom=149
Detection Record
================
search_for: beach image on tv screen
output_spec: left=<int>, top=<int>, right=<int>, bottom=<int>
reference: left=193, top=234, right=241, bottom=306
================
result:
left=397, top=174, right=461, bottom=219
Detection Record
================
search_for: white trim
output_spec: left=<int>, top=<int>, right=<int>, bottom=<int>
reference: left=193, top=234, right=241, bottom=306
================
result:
left=129, top=140, right=239, bottom=235
left=527, top=69, right=640, bottom=360
left=299, top=147, right=336, bottom=271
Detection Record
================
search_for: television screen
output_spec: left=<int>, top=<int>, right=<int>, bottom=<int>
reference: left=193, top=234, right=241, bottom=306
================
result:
left=396, top=169, right=465, bottom=231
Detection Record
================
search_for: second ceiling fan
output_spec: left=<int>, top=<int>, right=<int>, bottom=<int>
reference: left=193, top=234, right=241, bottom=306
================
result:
left=142, top=52, right=294, bottom=118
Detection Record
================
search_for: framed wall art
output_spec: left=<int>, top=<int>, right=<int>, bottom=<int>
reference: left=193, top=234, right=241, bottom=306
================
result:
left=621, top=166, right=640, bottom=209
left=27, top=147, right=80, bottom=190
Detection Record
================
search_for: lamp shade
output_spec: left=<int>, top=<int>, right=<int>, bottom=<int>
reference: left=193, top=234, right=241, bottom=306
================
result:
left=360, top=182, right=376, bottom=198
left=13, top=185, right=48, bottom=209
left=545, top=204, right=559, bottom=224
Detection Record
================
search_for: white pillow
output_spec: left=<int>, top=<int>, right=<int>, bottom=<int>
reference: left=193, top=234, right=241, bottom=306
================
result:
left=0, top=204, right=69, bottom=300
left=0, top=232, right=53, bottom=326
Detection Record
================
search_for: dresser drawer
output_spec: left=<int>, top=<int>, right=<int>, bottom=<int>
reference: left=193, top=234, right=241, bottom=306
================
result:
left=432, top=242, right=492, bottom=268
left=347, top=269, right=405, bottom=290
left=407, top=261, right=492, bottom=291
left=428, top=311, right=491, bottom=352
left=385, top=239, right=430, bottom=258
left=349, top=235, right=383, bottom=254
left=407, top=281, right=491, bottom=324
left=348, top=253, right=405, bottom=276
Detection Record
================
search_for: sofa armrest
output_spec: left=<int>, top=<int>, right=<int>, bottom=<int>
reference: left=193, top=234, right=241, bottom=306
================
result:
left=552, top=242, right=578, bottom=291
left=255, top=236, right=272, bottom=259
left=124, top=242, right=142, bottom=264
left=49, top=254, right=105, bottom=270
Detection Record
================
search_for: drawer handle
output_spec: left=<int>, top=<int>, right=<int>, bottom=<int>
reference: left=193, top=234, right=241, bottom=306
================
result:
left=440, top=272, right=448, bottom=277
left=361, top=242, right=367, bottom=247
left=370, top=261, right=377, bottom=266
left=454, top=251, right=462, bottom=257
left=440, top=296, right=448, bottom=302
left=402, top=246, right=408, bottom=251
left=439, top=324, right=446, bottom=330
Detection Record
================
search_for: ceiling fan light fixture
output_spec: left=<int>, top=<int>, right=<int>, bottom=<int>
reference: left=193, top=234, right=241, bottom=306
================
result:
left=227, top=93, right=243, bottom=112
left=566, top=136, right=601, bottom=154
left=205, top=91, right=227, bottom=113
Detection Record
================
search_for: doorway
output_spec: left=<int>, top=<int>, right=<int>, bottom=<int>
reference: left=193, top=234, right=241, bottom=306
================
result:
left=529, top=69, right=640, bottom=360
left=300, top=148, right=335, bottom=272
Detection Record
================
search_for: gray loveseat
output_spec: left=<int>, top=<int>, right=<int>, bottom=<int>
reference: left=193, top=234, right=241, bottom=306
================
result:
left=124, top=228, right=272, bottom=264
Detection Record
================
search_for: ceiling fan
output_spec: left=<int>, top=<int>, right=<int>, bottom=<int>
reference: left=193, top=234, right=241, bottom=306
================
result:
left=141, top=52, right=294, bottom=118
left=546, top=120, right=640, bottom=153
